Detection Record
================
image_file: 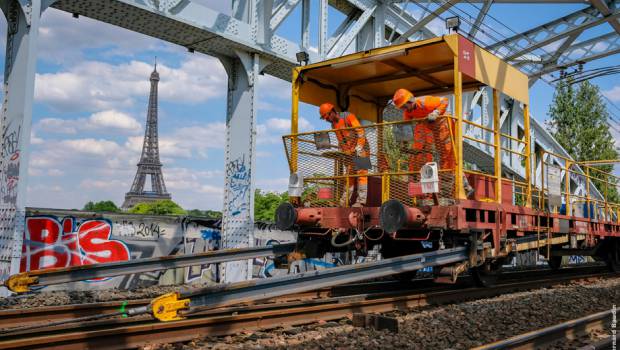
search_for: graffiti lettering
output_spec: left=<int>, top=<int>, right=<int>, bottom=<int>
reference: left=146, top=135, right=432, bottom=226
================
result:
left=20, top=216, right=130, bottom=275
left=226, top=155, right=250, bottom=216
left=2, top=124, right=20, bottom=157
left=0, top=123, right=21, bottom=203
left=111, top=220, right=164, bottom=240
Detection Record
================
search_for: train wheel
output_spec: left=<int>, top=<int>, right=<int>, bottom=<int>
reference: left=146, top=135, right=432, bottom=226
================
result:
left=547, top=256, right=563, bottom=270
left=606, top=239, right=620, bottom=273
left=472, top=259, right=503, bottom=287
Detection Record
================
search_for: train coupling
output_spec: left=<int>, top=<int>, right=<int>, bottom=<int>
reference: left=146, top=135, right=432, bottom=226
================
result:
left=4, top=272, right=38, bottom=293
left=150, top=292, right=191, bottom=322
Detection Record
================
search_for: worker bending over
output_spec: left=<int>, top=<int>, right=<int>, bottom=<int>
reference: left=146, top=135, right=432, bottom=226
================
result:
left=392, top=88, right=454, bottom=171
left=319, top=103, right=369, bottom=207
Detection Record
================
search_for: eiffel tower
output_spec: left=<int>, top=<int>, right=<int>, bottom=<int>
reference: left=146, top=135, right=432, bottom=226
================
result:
left=122, top=63, right=171, bottom=209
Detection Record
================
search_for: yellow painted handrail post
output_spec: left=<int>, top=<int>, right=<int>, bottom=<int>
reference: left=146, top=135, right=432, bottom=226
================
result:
left=564, top=160, right=571, bottom=216
left=493, top=89, right=502, bottom=204
left=585, top=167, right=591, bottom=220
left=453, top=56, right=465, bottom=200
left=523, top=104, right=532, bottom=208
left=541, top=153, right=545, bottom=210
left=291, top=68, right=300, bottom=173
left=604, top=174, right=609, bottom=220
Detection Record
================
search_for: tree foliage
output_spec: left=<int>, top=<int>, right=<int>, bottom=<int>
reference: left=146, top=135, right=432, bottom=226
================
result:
left=128, top=199, right=187, bottom=215
left=548, top=80, right=618, bottom=202
left=83, top=200, right=120, bottom=213
left=254, top=189, right=288, bottom=222
left=186, top=209, right=223, bottom=219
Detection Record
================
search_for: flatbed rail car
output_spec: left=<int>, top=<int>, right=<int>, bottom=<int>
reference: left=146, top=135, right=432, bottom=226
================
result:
left=275, top=34, right=620, bottom=284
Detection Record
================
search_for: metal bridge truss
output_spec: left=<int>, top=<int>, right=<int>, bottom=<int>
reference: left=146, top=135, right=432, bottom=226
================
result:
left=0, top=0, right=618, bottom=290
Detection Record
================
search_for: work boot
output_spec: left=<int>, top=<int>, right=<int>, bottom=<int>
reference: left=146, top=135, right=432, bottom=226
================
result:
left=353, top=184, right=368, bottom=207
left=463, top=175, right=475, bottom=198
left=340, top=186, right=355, bottom=207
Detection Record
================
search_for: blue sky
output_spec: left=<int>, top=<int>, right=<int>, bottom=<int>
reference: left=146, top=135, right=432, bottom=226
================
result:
left=0, top=1, right=618, bottom=211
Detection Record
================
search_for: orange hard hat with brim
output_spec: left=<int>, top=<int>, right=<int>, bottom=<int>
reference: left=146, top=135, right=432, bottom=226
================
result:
left=319, top=102, right=335, bottom=119
left=392, top=89, right=414, bottom=109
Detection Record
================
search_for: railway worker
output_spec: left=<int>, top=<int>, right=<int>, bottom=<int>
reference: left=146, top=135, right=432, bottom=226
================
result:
left=392, top=89, right=473, bottom=199
left=319, top=102, right=370, bottom=207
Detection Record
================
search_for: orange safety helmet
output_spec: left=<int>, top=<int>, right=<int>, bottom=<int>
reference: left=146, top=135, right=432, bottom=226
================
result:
left=319, top=102, right=335, bottom=119
left=392, top=89, right=414, bottom=109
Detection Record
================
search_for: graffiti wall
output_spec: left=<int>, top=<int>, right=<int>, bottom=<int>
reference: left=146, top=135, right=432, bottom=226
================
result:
left=20, top=208, right=221, bottom=290
left=17, top=208, right=321, bottom=291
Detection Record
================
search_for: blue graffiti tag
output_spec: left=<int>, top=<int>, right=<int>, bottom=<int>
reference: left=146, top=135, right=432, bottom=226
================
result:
left=226, top=155, right=251, bottom=216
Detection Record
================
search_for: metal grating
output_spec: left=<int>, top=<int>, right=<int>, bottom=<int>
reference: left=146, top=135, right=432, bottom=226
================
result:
left=283, top=117, right=457, bottom=207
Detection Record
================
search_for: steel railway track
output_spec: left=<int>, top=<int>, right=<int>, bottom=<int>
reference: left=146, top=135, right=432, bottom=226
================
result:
left=473, top=310, right=614, bottom=349
left=0, top=266, right=612, bottom=350
left=0, top=265, right=603, bottom=329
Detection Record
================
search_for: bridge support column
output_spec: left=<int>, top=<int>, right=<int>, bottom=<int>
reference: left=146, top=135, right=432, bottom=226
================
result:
left=0, top=0, right=46, bottom=295
left=219, top=51, right=269, bottom=283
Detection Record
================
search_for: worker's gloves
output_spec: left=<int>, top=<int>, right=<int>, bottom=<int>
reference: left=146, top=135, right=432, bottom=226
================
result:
left=427, top=110, right=440, bottom=121
left=355, top=145, right=363, bottom=154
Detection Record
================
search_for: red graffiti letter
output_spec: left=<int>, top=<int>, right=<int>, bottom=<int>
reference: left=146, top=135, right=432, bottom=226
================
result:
left=78, top=220, right=130, bottom=265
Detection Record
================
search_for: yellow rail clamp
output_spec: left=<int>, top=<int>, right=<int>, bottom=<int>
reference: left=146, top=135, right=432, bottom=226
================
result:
left=150, top=292, right=190, bottom=322
left=4, top=272, right=38, bottom=293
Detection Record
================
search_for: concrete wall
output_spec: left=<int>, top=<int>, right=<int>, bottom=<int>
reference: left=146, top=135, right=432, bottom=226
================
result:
left=20, top=208, right=300, bottom=291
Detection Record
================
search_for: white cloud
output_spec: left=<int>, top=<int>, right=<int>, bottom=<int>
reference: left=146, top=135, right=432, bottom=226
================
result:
left=256, top=177, right=288, bottom=192
left=48, top=169, right=64, bottom=177
left=257, top=117, right=312, bottom=145
left=37, top=118, right=78, bottom=134
left=37, top=110, right=141, bottom=135
left=61, top=138, right=123, bottom=157
left=89, top=110, right=142, bottom=130
left=258, top=74, right=291, bottom=100
left=36, top=9, right=176, bottom=63
left=35, top=56, right=226, bottom=113
left=125, top=122, right=226, bottom=159
left=603, top=86, right=620, bottom=102
left=79, top=179, right=129, bottom=190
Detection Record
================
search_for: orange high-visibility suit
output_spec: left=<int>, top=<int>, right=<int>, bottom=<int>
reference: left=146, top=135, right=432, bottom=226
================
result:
left=331, top=112, right=369, bottom=205
left=403, top=96, right=455, bottom=172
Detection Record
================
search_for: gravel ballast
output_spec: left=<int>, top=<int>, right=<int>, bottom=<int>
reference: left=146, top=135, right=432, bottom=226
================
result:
left=144, top=277, right=620, bottom=350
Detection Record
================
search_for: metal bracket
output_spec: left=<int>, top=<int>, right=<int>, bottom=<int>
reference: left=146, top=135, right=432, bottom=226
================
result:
left=4, top=271, right=38, bottom=293
left=150, top=292, right=190, bottom=322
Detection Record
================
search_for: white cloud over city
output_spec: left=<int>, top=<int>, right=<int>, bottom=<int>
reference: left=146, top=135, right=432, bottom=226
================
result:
left=35, top=56, right=227, bottom=113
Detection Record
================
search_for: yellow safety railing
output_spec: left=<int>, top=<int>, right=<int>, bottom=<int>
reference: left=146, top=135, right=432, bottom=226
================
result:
left=540, top=150, right=619, bottom=222
left=282, top=117, right=458, bottom=207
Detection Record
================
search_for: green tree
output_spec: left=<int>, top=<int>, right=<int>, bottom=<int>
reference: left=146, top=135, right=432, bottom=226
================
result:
left=254, top=189, right=288, bottom=222
left=128, top=199, right=187, bottom=215
left=186, top=209, right=223, bottom=218
left=548, top=80, right=619, bottom=202
left=83, top=200, right=120, bottom=212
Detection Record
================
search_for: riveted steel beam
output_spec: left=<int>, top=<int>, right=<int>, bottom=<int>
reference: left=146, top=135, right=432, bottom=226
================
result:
left=529, top=31, right=620, bottom=77
left=589, top=0, right=620, bottom=35
left=270, top=0, right=301, bottom=32
left=469, top=0, right=493, bottom=38
left=327, top=4, right=377, bottom=57
left=488, top=6, right=619, bottom=62
left=0, top=0, right=49, bottom=296
left=395, top=0, right=459, bottom=44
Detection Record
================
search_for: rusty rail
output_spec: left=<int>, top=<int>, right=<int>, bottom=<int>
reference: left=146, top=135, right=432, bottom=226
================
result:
left=0, top=268, right=611, bottom=350
left=473, top=310, right=613, bottom=350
